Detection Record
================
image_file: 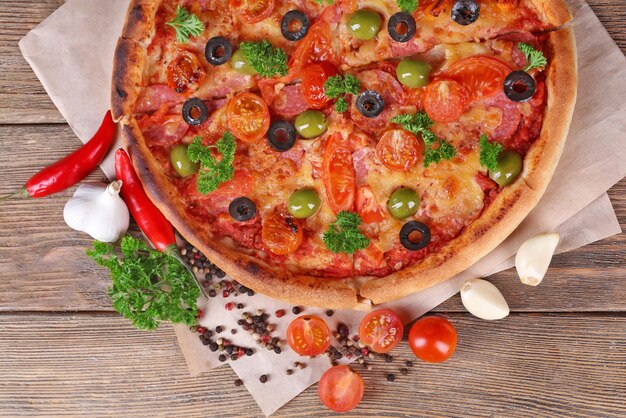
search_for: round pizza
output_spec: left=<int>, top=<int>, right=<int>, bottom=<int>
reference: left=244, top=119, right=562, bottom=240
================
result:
left=111, top=0, right=577, bottom=309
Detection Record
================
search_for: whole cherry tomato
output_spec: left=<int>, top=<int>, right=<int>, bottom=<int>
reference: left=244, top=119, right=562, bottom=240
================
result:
left=358, top=308, right=403, bottom=353
left=318, top=366, right=364, bottom=412
left=286, top=315, right=331, bottom=356
left=408, top=316, right=458, bottom=363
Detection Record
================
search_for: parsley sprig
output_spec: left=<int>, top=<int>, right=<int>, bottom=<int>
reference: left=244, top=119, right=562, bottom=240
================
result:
left=166, top=5, right=205, bottom=44
left=240, top=41, right=288, bottom=78
left=86, top=235, right=200, bottom=331
left=397, top=0, right=418, bottom=13
left=187, top=132, right=237, bottom=194
left=324, top=74, right=361, bottom=112
left=323, top=211, right=370, bottom=254
left=391, top=112, right=457, bottom=167
left=518, top=43, right=548, bottom=72
left=479, top=134, right=503, bottom=172
left=314, top=0, right=334, bottom=5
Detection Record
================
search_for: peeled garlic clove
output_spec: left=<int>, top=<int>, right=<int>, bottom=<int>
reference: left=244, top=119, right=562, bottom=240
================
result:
left=515, top=232, right=560, bottom=286
left=460, top=278, right=509, bottom=320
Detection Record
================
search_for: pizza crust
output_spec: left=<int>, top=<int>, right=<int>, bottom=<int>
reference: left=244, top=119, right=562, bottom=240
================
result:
left=529, top=0, right=573, bottom=28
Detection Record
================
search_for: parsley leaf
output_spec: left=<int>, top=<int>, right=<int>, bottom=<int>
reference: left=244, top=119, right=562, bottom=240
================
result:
left=391, top=111, right=457, bottom=167
left=397, top=0, right=418, bottom=13
left=87, top=235, right=200, bottom=331
left=322, top=211, right=370, bottom=254
left=187, top=132, right=237, bottom=194
left=315, top=0, right=335, bottom=4
left=324, top=74, right=361, bottom=113
left=240, top=41, right=288, bottom=78
left=166, top=5, right=205, bottom=44
left=335, top=98, right=349, bottom=113
left=479, top=134, right=503, bottom=172
left=518, top=43, right=547, bottom=72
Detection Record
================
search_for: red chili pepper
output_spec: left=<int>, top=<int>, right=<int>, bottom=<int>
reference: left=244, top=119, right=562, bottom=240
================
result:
left=21, top=111, right=116, bottom=198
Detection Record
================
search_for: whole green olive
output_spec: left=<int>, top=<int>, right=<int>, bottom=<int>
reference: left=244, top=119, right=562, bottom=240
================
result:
left=288, top=188, right=321, bottom=218
left=347, top=10, right=382, bottom=41
left=388, top=187, right=420, bottom=219
left=231, top=49, right=257, bottom=75
left=294, top=110, right=328, bottom=139
left=170, top=144, right=199, bottom=177
left=489, top=150, right=523, bottom=186
left=396, top=59, right=431, bottom=88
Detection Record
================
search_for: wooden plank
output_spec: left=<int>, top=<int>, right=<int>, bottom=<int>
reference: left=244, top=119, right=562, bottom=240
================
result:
left=0, top=124, right=624, bottom=313
left=0, top=313, right=624, bottom=417
left=0, top=0, right=624, bottom=125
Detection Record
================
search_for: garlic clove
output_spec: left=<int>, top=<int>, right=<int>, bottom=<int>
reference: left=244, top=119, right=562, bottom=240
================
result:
left=515, top=232, right=560, bottom=286
left=460, top=278, right=509, bottom=320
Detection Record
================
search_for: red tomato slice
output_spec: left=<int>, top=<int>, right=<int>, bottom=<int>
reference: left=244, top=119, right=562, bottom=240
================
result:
left=323, top=135, right=356, bottom=213
left=166, top=50, right=206, bottom=94
left=376, top=129, right=423, bottom=171
left=300, top=61, right=338, bottom=109
left=286, top=315, right=331, bottom=356
left=318, top=366, right=364, bottom=413
left=354, top=242, right=385, bottom=272
left=408, top=316, right=458, bottom=363
left=261, top=211, right=303, bottom=256
left=228, top=0, right=274, bottom=23
left=358, top=308, right=403, bottom=353
left=443, top=56, right=513, bottom=103
left=423, top=79, right=469, bottom=123
left=356, top=185, right=387, bottom=224
left=289, top=21, right=337, bottom=72
left=226, top=92, right=270, bottom=143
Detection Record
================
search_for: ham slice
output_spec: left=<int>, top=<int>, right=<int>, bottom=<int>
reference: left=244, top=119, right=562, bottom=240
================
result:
left=134, top=85, right=185, bottom=114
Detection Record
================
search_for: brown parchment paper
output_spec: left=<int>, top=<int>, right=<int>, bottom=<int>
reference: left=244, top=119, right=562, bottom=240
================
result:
left=19, top=0, right=625, bottom=415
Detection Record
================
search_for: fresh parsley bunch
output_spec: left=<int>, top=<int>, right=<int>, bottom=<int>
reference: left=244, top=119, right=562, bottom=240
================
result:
left=87, top=235, right=200, bottom=331
left=166, top=5, right=205, bottom=43
left=479, top=134, right=503, bottom=172
left=324, top=74, right=361, bottom=112
left=187, top=132, right=237, bottom=194
left=240, top=41, right=288, bottom=78
left=323, top=211, right=370, bottom=254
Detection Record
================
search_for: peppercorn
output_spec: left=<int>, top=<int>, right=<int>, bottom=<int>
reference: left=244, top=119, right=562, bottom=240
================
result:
left=237, top=303, right=244, bottom=310
left=400, top=368, right=408, bottom=375
left=216, top=326, right=223, bottom=334
left=245, top=348, right=254, bottom=356
left=218, top=355, right=227, bottom=362
left=230, top=354, right=238, bottom=361
left=326, top=310, right=334, bottom=317
left=384, top=354, right=393, bottom=363
left=234, top=379, right=243, bottom=387
left=405, top=360, right=413, bottom=367
left=292, top=306, right=302, bottom=315
left=216, top=270, right=226, bottom=278
left=273, top=346, right=282, bottom=354
left=225, top=345, right=234, bottom=354
left=286, top=369, right=293, bottom=375
left=247, top=289, right=255, bottom=296
left=338, top=323, right=349, bottom=338
left=231, top=329, right=237, bottom=335
left=209, top=342, right=218, bottom=352
left=204, top=273, right=212, bottom=280
left=259, top=375, right=268, bottom=383
left=208, top=289, right=217, bottom=298
left=386, top=373, right=396, bottom=382
left=201, top=338, right=210, bottom=346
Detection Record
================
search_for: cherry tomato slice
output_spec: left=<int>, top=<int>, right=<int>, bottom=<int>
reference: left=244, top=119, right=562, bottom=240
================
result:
left=376, top=129, right=423, bottom=171
left=289, top=20, right=337, bottom=72
left=423, top=79, right=469, bottom=123
left=261, top=211, right=303, bottom=256
left=226, top=92, right=270, bottom=143
left=323, top=135, right=355, bottom=213
left=358, top=308, right=403, bottom=353
left=319, top=366, right=364, bottom=412
left=443, top=56, right=513, bottom=103
left=300, top=61, right=338, bottom=109
left=286, top=315, right=331, bottom=356
left=229, top=0, right=275, bottom=24
left=166, top=50, right=206, bottom=94
left=356, top=185, right=386, bottom=224
left=408, top=316, right=458, bottom=363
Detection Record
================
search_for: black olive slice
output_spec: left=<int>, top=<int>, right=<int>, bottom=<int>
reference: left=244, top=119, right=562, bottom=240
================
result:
left=205, top=36, right=233, bottom=66
left=267, top=121, right=297, bottom=152
left=356, top=90, right=385, bottom=118
left=451, top=0, right=480, bottom=26
left=504, top=70, right=536, bottom=103
left=182, top=98, right=209, bottom=126
left=387, top=12, right=416, bottom=43
left=399, top=221, right=431, bottom=251
left=281, top=10, right=310, bottom=41
left=229, top=197, right=257, bottom=222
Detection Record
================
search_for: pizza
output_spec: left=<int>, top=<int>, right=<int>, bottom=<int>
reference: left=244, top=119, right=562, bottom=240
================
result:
left=111, top=0, right=577, bottom=309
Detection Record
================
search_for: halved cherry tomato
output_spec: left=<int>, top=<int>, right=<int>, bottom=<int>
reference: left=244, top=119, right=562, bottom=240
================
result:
left=423, top=79, right=469, bottom=123
left=443, top=56, right=513, bottom=103
left=408, top=316, right=458, bottom=363
left=286, top=315, right=331, bottom=356
left=376, top=129, right=423, bottom=171
left=166, top=50, right=206, bottom=94
left=261, top=210, right=303, bottom=255
left=356, top=185, right=386, bottom=224
left=323, top=135, right=355, bottom=213
left=226, top=92, right=270, bottom=143
left=289, top=21, right=337, bottom=71
left=358, top=308, right=403, bottom=353
left=318, top=366, right=364, bottom=413
left=229, top=0, right=274, bottom=24
left=300, top=61, right=338, bottom=109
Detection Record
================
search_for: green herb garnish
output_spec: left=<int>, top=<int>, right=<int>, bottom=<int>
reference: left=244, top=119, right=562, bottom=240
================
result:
left=86, top=235, right=200, bottom=331
left=391, top=111, right=457, bottom=167
left=314, top=0, right=335, bottom=5
left=479, top=134, right=503, bottom=172
left=187, top=132, right=237, bottom=194
left=397, top=0, right=418, bottom=13
left=323, top=211, right=370, bottom=254
left=324, top=74, right=361, bottom=113
left=518, top=43, right=548, bottom=72
left=240, top=41, right=288, bottom=78
left=166, top=5, right=205, bottom=44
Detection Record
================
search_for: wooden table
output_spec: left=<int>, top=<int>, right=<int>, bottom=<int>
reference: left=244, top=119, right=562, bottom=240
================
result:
left=1, top=1, right=624, bottom=416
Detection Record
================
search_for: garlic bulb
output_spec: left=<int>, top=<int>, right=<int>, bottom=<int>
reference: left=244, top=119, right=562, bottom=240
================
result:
left=515, top=232, right=560, bottom=286
left=63, top=181, right=129, bottom=242
left=460, top=278, right=509, bottom=320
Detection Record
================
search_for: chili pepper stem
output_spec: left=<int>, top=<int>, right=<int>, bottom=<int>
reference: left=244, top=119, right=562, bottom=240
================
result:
left=0, top=187, right=29, bottom=201
left=164, top=244, right=210, bottom=300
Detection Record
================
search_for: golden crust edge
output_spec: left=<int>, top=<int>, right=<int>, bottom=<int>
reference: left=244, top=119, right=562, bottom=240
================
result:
left=528, top=0, right=573, bottom=27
